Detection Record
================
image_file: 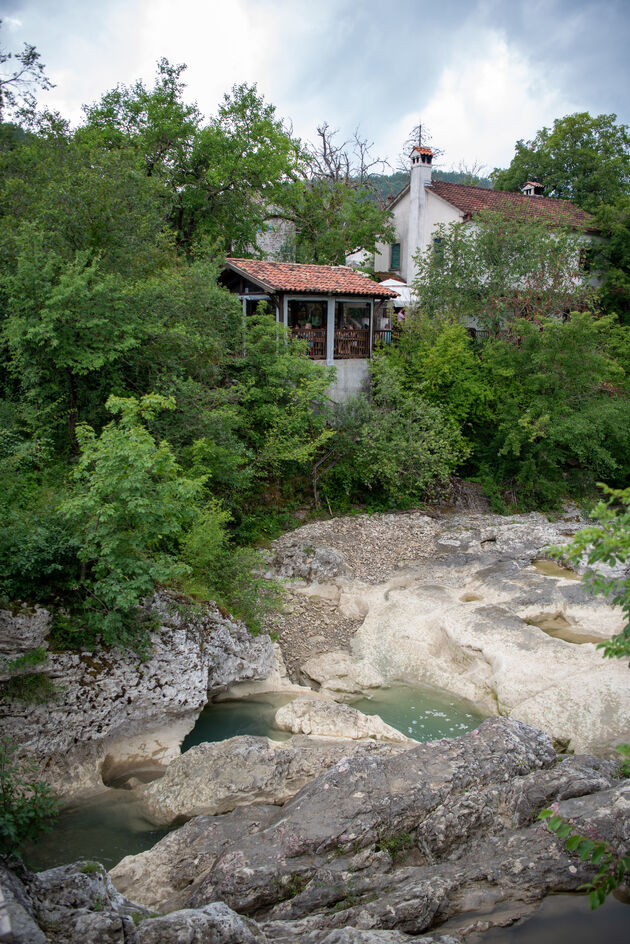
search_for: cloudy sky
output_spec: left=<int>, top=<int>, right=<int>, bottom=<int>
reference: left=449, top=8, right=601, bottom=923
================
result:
left=2, top=0, right=629, bottom=174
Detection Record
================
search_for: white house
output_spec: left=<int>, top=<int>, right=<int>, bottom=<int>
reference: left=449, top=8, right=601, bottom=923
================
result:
left=373, top=147, right=597, bottom=287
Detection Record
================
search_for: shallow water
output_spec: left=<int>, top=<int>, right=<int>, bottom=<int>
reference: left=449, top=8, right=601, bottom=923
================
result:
left=28, top=686, right=484, bottom=871
left=181, top=693, right=296, bottom=751
left=349, top=684, right=484, bottom=740
left=524, top=613, right=604, bottom=645
left=532, top=559, right=581, bottom=580
left=474, top=892, right=629, bottom=943
left=23, top=790, right=169, bottom=872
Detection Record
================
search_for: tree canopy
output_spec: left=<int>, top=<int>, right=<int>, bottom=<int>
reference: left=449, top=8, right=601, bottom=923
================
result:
left=492, top=112, right=630, bottom=213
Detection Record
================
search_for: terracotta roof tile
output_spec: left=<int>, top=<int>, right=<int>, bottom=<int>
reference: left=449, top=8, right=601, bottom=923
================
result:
left=226, top=259, right=398, bottom=297
left=428, top=180, right=596, bottom=230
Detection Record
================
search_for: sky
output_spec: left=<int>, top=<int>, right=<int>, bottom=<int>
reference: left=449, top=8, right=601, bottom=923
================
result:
left=1, top=0, right=629, bottom=175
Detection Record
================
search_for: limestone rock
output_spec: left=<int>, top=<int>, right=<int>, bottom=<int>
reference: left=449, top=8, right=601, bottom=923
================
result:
left=0, top=864, right=46, bottom=944
left=110, top=718, right=563, bottom=913
left=135, top=901, right=267, bottom=943
left=275, top=513, right=629, bottom=753
left=0, top=604, right=50, bottom=682
left=0, top=592, right=276, bottom=799
left=135, top=734, right=411, bottom=826
left=26, top=860, right=151, bottom=944
left=273, top=544, right=347, bottom=581
left=274, top=697, right=410, bottom=742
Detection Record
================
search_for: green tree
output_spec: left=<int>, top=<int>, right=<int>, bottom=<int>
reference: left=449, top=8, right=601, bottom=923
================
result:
left=385, top=313, right=494, bottom=436
left=413, top=209, right=592, bottom=333
left=596, top=195, right=630, bottom=325
left=1, top=226, right=139, bottom=449
left=492, top=112, right=630, bottom=212
left=60, top=393, right=204, bottom=648
left=551, top=485, right=630, bottom=660
left=478, top=314, right=630, bottom=507
left=181, top=83, right=305, bottom=253
left=80, top=58, right=200, bottom=189
left=283, top=123, right=394, bottom=265
left=321, top=356, right=467, bottom=508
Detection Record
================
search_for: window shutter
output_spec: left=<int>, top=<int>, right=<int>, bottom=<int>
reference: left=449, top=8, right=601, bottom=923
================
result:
left=391, top=243, right=401, bottom=270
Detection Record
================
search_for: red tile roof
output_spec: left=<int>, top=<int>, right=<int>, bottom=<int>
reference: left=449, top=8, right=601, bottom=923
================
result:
left=225, top=259, right=398, bottom=297
left=413, top=146, right=434, bottom=156
left=428, top=180, right=596, bottom=230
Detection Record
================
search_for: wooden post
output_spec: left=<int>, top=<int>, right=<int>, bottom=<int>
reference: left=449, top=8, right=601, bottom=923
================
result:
left=326, top=297, right=335, bottom=366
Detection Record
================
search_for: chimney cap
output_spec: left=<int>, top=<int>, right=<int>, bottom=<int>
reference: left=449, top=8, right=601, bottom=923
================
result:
left=412, top=145, right=434, bottom=156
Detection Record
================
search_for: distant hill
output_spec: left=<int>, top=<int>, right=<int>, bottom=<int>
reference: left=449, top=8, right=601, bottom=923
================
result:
left=367, top=169, right=493, bottom=203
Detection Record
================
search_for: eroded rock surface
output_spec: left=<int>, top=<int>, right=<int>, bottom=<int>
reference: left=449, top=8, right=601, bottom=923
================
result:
left=136, top=733, right=411, bottom=826
left=274, top=697, right=411, bottom=742
left=110, top=718, right=626, bottom=943
left=271, top=510, right=629, bottom=753
left=0, top=592, right=275, bottom=799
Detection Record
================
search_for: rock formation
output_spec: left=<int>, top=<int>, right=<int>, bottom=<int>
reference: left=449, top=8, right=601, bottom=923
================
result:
left=272, top=511, right=630, bottom=754
left=0, top=592, right=275, bottom=798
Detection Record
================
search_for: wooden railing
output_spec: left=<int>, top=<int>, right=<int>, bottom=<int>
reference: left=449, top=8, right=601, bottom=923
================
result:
left=334, top=328, right=369, bottom=359
left=291, top=327, right=326, bottom=358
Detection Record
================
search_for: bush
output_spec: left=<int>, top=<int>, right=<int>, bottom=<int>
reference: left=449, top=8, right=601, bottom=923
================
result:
left=0, top=739, right=58, bottom=856
left=60, top=393, right=205, bottom=649
left=322, top=357, right=467, bottom=509
left=181, top=501, right=283, bottom=633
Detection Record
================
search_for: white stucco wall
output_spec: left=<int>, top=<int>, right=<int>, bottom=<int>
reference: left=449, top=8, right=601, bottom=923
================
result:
left=374, top=183, right=461, bottom=284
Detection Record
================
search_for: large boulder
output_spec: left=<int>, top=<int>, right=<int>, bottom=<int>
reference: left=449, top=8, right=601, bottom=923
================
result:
left=109, top=718, right=626, bottom=937
left=0, top=592, right=276, bottom=799
left=274, top=697, right=410, bottom=742
left=135, top=734, right=411, bottom=826
left=110, top=717, right=623, bottom=920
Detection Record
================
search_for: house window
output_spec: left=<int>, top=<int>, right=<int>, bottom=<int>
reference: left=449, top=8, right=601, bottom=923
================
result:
left=579, top=246, right=593, bottom=272
left=287, top=300, right=326, bottom=329
left=391, top=243, right=401, bottom=270
left=433, top=236, right=444, bottom=266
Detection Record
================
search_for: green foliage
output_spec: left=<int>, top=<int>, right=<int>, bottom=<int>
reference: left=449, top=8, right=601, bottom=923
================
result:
left=539, top=807, right=630, bottom=909
left=616, top=744, right=630, bottom=778
left=227, top=312, right=335, bottom=484
left=549, top=485, right=630, bottom=659
left=386, top=313, right=494, bottom=433
left=375, top=831, right=416, bottom=863
left=492, top=112, right=630, bottom=212
left=288, top=177, right=394, bottom=265
left=476, top=315, right=630, bottom=508
left=596, top=196, right=630, bottom=325
left=0, top=673, right=55, bottom=705
left=60, top=393, right=204, bottom=648
left=413, top=209, right=592, bottom=332
left=0, top=738, right=58, bottom=855
left=322, top=356, right=466, bottom=509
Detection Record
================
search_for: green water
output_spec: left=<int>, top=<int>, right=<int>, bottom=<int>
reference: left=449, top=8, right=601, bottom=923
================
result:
left=181, top=693, right=296, bottom=750
left=350, top=684, right=484, bottom=740
left=23, top=790, right=169, bottom=872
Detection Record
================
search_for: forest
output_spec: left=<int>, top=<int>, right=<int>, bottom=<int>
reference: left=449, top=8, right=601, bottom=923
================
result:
left=1, top=40, right=629, bottom=658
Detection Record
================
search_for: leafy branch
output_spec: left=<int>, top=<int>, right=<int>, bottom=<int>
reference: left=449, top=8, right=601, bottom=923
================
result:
left=539, top=802, right=630, bottom=908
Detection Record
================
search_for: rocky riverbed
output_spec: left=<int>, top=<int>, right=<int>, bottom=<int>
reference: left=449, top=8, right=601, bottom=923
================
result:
left=268, top=509, right=630, bottom=755
left=2, top=717, right=628, bottom=943
left=1, top=507, right=628, bottom=942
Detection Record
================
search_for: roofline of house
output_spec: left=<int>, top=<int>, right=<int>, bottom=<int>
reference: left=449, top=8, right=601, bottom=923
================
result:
left=223, top=259, right=397, bottom=298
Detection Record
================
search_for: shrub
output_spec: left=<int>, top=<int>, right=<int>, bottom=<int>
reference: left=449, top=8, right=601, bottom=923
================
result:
left=0, top=739, right=58, bottom=855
